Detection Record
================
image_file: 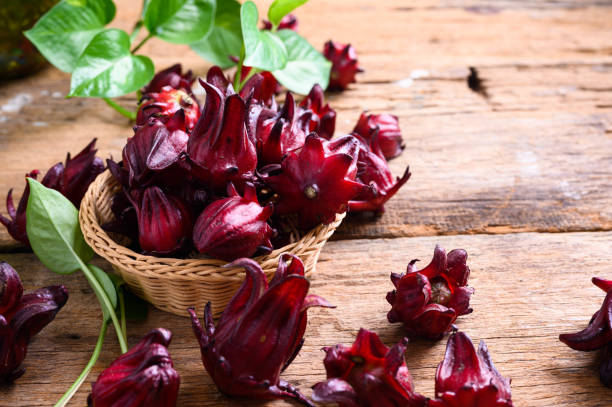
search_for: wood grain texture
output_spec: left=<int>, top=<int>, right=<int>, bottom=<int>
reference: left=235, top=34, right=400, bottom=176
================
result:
left=1, top=231, right=612, bottom=406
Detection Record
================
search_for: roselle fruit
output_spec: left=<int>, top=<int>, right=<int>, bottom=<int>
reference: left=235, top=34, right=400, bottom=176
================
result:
left=189, top=255, right=333, bottom=406
left=429, top=331, right=513, bottom=407
left=312, top=328, right=427, bottom=407
left=559, top=277, right=612, bottom=388
left=263, top=134, right=370, bottom=229
left=192, top=183, right=274, bottom=261
left=122, top=116, right=189, bottom=188
left=0, top=262, right=68, bottom=383
left=387, top=245, right=474, bottom=340
left=137, top=87, right=200, bottom=132
left=349, top=133, right=411, bottom=213
left=298, top=84, right=336, bottom=140
left=263, top=14, right=298, bottom=31
left=187, top=78, right=257, bottom=192
left=1, top=140, right=104, bottom=246
left=142, top=63, right=194, bottom=95
left=88, top=328, right=180, bottom=407
left=207, top=65, right=278, bottom=108
left=324, top=40, right=363, bottom=91
left=353, top=112, right=404, bottom=160
left=132, top=186, right=192, bottom=256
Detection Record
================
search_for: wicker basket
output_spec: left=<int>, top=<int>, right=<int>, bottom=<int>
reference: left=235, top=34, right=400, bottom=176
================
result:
left=79, top=170, right=344, bottom=317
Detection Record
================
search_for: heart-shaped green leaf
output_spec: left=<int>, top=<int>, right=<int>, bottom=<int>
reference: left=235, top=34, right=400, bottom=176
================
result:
left=190, top=0, right=242, bottom=68
left=272, top=29, right=331, bottom=94
left=241, top=1, right=287, bottom=72
left=144, top=0, right=215, bottom=44
left=267, top=0, right=308, bottom=27
left=25, top=178, right=94, bottom=275
left=69, top=28, right=154, bottom=98
left=24, top=0, right=116, bottom=73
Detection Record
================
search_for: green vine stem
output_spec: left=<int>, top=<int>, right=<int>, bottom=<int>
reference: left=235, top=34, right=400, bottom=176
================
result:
left=119, top=288, right=127, bottom=345
left=103, top=98, right=137, bottom=120
left=131, top=33, right=153, bottom=54
left=53, top=319, right=108, bottom=407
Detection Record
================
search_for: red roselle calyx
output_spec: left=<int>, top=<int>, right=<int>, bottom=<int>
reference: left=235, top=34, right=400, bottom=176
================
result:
left=142, top=63, right=195, bottom=95
left=559, top=277, right=612, bottom=387
left=312, top=328, right=427, bottom=407
left=324, top=40, right=363, bottom=91
left=88, top=328, right=180, bottom=407
left=1, top=139, right=104, bottom=246
left=0, top=262, right=68, bottom=383
left=298, top=84, right=336, bottom=140
left=430, top=331, right=513, bottom=407
left=387, top=245, right=474, bottom=340
left=187, top=78, right=257, bottom=192
left=349, top=133, right=411, bottom=213
left=353, top=111, right=405, bottom=160
left=192, top=183, right=274, bottom=261
left=189, top=255, right=333, bottom=406
left=137, top=87, right=200, bottom=132
left=132, top=186, right=192, bottom=256
left=263, top=134, right=370, bottom=229
left=263, top=14, right=298, bottom=31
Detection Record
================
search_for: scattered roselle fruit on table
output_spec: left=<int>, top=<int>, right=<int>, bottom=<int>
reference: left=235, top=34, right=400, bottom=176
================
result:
left=193, top=183, right=274, bottom=261
left=1, top=139, right=104, bottom=246
left=131, top=186, right=192, bottom=257
left=263, top=134, right=370, bottom=229
left=349, top=133, right=411, bottom=213
left=187, top=79, right=257, bottom=192
left=189, top=255, right=333, bottom=406
left=559, top=277, right=612, bottom=387
left=353, top=112, right=405, bottom=160
left=88, top=328, right=180, bottom=407
left=137, top=87, right=200, bottom=132
left=298, top=84, right=336, bottom=140
left=429, top=331, right=513, bottom=407
left=324, top=40, right=363, bottom=91
left=142, top=63, right=195, bottom=95
left=0, top=262, right=68, bottom=383
left=312, top=328, right=427, bottom=407
left=387, top=245, right=474, bottom=340
left=263, top=14, right=299, bottom=31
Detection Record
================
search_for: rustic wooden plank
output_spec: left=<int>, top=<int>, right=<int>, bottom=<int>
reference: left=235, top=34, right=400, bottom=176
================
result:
left=2, top=231, right=612, bottom=406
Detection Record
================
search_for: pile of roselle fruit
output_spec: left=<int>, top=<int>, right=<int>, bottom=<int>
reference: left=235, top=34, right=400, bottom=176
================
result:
left=104, top=63, right=410, bottom=261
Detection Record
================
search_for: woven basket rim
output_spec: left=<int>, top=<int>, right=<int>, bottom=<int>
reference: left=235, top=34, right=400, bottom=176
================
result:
left=79, top=170, right=345, bottom=280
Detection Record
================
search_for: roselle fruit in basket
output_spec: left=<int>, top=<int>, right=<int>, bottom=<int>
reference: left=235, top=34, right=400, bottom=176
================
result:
left=263, top=134, right=370, bottom=229
left=88, top=328, right=180, bottom=407
left=137, top=87, right=200, bottom=132
left=353, top=112, right=404, bottom=160
left=0, top=262, right=68, bottom=383
left=192, top=183, right=274, bottom=261
left=429, top=331, right=513, bottom=407
left=559, top=277, right=612, bottom=387
left=189, top=255, right=333, bottom=406
left=324, top=40, right=363, bottom=91
left=349, top=133, right=411, bottom=213
left=142, top=63, right=195, bottom=95
left=187, top=78, right=257, bottom=192
left=1, top=139, right=104, bottom=246
left=387, top=245, right=474, bottom=340
left=312, top=328, right=427, bottom=407
left=298, top=84, right=336, bottom=140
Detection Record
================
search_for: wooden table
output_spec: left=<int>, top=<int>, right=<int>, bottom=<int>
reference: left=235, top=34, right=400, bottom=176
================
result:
left=1, top=1, right=611, bottom=406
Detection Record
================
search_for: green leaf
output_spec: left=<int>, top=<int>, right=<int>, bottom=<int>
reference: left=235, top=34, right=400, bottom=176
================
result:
left=144, top=0, right=215, bottom=44
left=241, top=1, right=287, bottom=71
left=24, top=0, right=116, bottom=73
left=272, top=30, right=331, bottom=94
left=89, top=264, right=118, bottom=322
left=190, top=0, right=242, bottom=69
left=25, top=179, right=93, bottom=275
left=69, top=28, right=154, bottom=97
left=124, top=289, right=149, bottom=321
left=267, top=0, right=307, bottom=27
